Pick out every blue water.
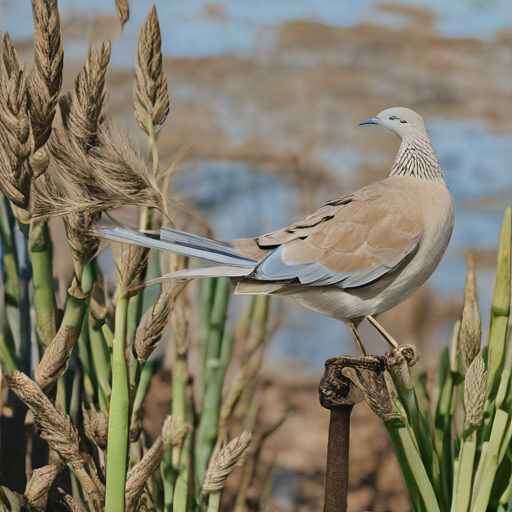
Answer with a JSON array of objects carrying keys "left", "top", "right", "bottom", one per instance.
[
  {"left": 2, "top": 0, "right": 512, "bottom": 367},
  {"left": 2, "top": 0, "right": 512, "bottom": 66}
]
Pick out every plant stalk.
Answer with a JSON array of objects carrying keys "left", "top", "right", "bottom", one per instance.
[
  {"left": 105, "top": 288, "right": 130, "bottom": 512},
  {"left": 29, "top": 220, "right": 56, "bottom": 346}
]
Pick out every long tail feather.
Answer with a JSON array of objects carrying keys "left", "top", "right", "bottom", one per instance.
[
  {"left": 95, "top": 227, "right": 258, "bottom": 269},
  {"left": 145, "top": 265, "right": 253, "bottom": 286}
]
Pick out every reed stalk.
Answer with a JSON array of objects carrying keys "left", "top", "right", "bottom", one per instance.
[
  {"left": 105, "top": 286, "right": 130, "bottom": 512},
  {"left": 195, "top": 278, "right": 232, "bottom": 487},
  {"left": 0, "top": 194, "right": 19, "bottom": 306},
  {"left": 29, "top": 220, "right": 56, "bottom": 346},
  {"left": 488, "top": 208, "right": 511, "bottom": 397}
]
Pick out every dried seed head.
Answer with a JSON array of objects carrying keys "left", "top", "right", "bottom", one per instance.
[
  {"left": 0, "top": 32, "right": 33, "bottom": 208},
  {"left": 114, "top": 242, "right": 150, "bottom": 293},
  {"left": 65, "top": 41, "right": 111, "bottom": 149},
  {"left": 83, "top": 404, "right": 108, "bottom": 450},
  {"left": 5, "top": 371, "right": 81, "bottom": 463},
  {"left": 220, "top": 365, "right": 247, "bottom": 427},
  {"left": 125, "top": 416, "right": 190, "bottom": 512},
  {"left": 134, "top": 5, "right": 169, "bottom": 137},
  {"left": 58, "top": 489, "right": 86, "bottom": 512},
  {"left": 88, "top": 115, "right": 165, "bottom": 210},
  {"left": 464, "top": 353, "right": 487, "bottom": 429},
  {"left": 457, "top": 254, "right": 482, "bottom": 376},
  {"left": 29, "top": 0, "right": 64, "bottom": 151},
  {"left": 129, "top": 407, "right": 144, "bottom": 444},
  {"left": 29, "top": 146, "right": 50, "bottom": 179},
  {"left": 342, "top": 367, "right": 403, "bottom": 423},
  {"left": 171, "top": 292, "right": 189, "bottom": 355},
  {"left": 162, "top": 415, "right": 192, "bottom": 447},
  {"left": 34, "top": 304, "right": 84, "bottom": 391},
  {"left": 202, "top": 431, "right": 252, "bottom": 495},
  {"left": 24, "top": 463, "right": 64, "bottom": 511},
  {"left": 31, "top": 116, "right": 166, "bottom": 220},
  {"left": 64, "top": 214, "right": 101, "bottom": 287},
  {"left": 116, "top": 0, "right": 130, "bottom": 31},
  {"left": 134, "top": 281, "right": 186, "bottom": 362}
]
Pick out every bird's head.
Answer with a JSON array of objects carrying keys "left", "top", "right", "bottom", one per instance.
[{"left": 359, "top": 107, "right": 428, "bottom": 138}]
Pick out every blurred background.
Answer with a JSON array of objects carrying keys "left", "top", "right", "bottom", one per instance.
[{"left": 2, "top": 0, "right": 512, "bottom": 510}]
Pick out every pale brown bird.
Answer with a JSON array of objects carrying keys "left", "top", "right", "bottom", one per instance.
[{"left": 97, "top": 107, "right": 454, "bottom": 354}]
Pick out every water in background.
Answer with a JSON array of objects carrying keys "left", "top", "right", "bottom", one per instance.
[
  {"left": 3, "top": 0, "right": 512, "bottom": 63},
  {"left": 2, "top": 0, "right": 512, "bottom": 368}
]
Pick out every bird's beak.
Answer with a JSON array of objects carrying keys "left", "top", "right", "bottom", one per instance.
[{"left": 359, "top": 117, "right": 379, "bottom": 126}]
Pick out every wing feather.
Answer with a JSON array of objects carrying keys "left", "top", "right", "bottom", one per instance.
[{"left": 253, "top": 180, "right": 422, "bottom": 288}]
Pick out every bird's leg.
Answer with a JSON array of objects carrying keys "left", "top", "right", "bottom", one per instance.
[
  {"left": 347, "top": 322, "right": 367, "bottom": 356},
  {"left": 365, "top": 316, "right": 399, "bottom": 351}
]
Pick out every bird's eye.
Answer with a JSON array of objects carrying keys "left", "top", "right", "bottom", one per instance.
[
  {"left": 389, "top": 116, "right": 397, "bottom": 120},
  {"left": 400, "top": 120, "right": 407, "bottom": 124}
]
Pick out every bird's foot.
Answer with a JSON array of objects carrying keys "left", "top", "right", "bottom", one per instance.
[
  {"left": 347, "top": 322, "right": 367, "bottom": 356},
  {"left": 365, "top": 315, "right": 399, "bottom": 351},
  {"left": 386, "top": 344, "right": 420, "bottom": 367}
]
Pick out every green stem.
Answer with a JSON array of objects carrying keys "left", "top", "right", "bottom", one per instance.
[
  {"left": 195, "top": 278, "right": 232, "bottom": 487},
  {"left": 0, "top": 194, "right": 18, "bottom": 307},
  {"left": 105, "top": 288, "right": 130, "bottom": 512},
  {"left": 471, "top": 409, "right": 509, "bottom": 511},
  {"left": 149, "top": 133, "right": 159, "bottom": 177},
  {"left": 0, "top": 277, "right": 17, "bottom": 372},
  {"left": 387, "top": 424, "right": 440, "bottom": 512},
  {"left": 454, "top": 432, "right": 477, "bottom": 512},
  {"left": 163, "top": 354, "right": 188, "bottom": 511},
  {"left": 207, "top": 492, "right": 221, "bottom": 512},
  {"left": 29, "top": 221, "right": 56, "bottom": 346},
  {"left": 488, "top": 208, "right": 511, "bottom": 398}
]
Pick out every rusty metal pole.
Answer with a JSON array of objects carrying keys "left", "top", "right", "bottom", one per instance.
[
  {"left": 323, "top": 404, "right": 353, "bottom": 512},
  {"left": 319, "top": 355, "right": 385, "bottom": 512}
]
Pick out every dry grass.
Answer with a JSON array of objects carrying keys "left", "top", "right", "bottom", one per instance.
[
  {"left": 133, "top": 5, "right": 169, "bottom": 138},
  {"left": 202, "top": 432, "right": 253, "bottom": 495},
  {"left": 29, "top": 0, "right": 63, "bottom": 152},
  {"left": 134, "top": 281, "right": 187, "bottom": 363},
  {"left": 115, "top": 0, "right": 130, "bottom": 31},
  {"left": 0, "top": 33, "right": 32, "bottom": 208}
]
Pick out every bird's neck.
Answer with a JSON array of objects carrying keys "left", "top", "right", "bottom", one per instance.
[{"left": 390, "top": 134, "right": 445, "bottom": 182}]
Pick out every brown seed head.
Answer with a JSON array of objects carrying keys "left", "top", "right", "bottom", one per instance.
[
  {"left": 202, "top": 431, "right": 252, "bottom": 495},
  {"left": 34, "top": 304, "right": 84, "bottom": 391},
  {"left": 31, "top": 116, "right": 166, "bottom": 220},
  {"left": 24, "top": 463, "right": 64, "bottom": 511},
  {"left": 83, "top": 404, "right": 109, "bottom": 450},
  {"left": 29, "top": 0, "right": 64, "bottom": 151},
  {"left": 464, "top": 353, "right": 487, "bottom": 429},
  {"left": 171, "top": 292, "right": 190, "bottom": 355},
  {"left": 134, "top": 281, "right": 186, "bottom": 362},
  {"left": 5, "top": 371, "right": 81, "bottom": 463},
  {"left": 129, "top": 407, "right": 144, "bottom": 444},
  {"left": 457, "top": 253, "right": 482, "bottom": 376},
  {"left": 0, "top": 33, "right": 33, "bottom": 208},
  {"left": 65, "top": 41, "right": 111, "bottom": 149},
  {"left": 134, "top": 5, "right": 169, "bottom": 137},
  {"left": 115, "top": 242, "right": 150, "bottom": 293},
  {"left": 115, "top": 0, "right": 130, "bottom": 31},
  {"left": 5, "top": 372, "right": 102, "bottom": 509},
  {"left": 125, "top": 416, "right": 191, "bottom": 512}
]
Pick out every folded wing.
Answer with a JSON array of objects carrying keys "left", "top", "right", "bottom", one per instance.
[{"left": 252, "top": 181, "right": 423, "bottom": 289}]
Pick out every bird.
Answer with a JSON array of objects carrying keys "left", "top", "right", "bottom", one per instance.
[{"left": 97, "top": 107, "right": 454, "bottom": 355}]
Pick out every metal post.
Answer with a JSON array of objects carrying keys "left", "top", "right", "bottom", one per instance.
[
  {"left": 324, "top": 404, "right": 353, "bottom": 512},
  {"left": 319, "top": 355, "right": 385, "bottom": 512}
]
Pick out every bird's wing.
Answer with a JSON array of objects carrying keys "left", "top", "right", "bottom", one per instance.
[{"left": 253, "top": 180, "right": 423, "bottom": 288}]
